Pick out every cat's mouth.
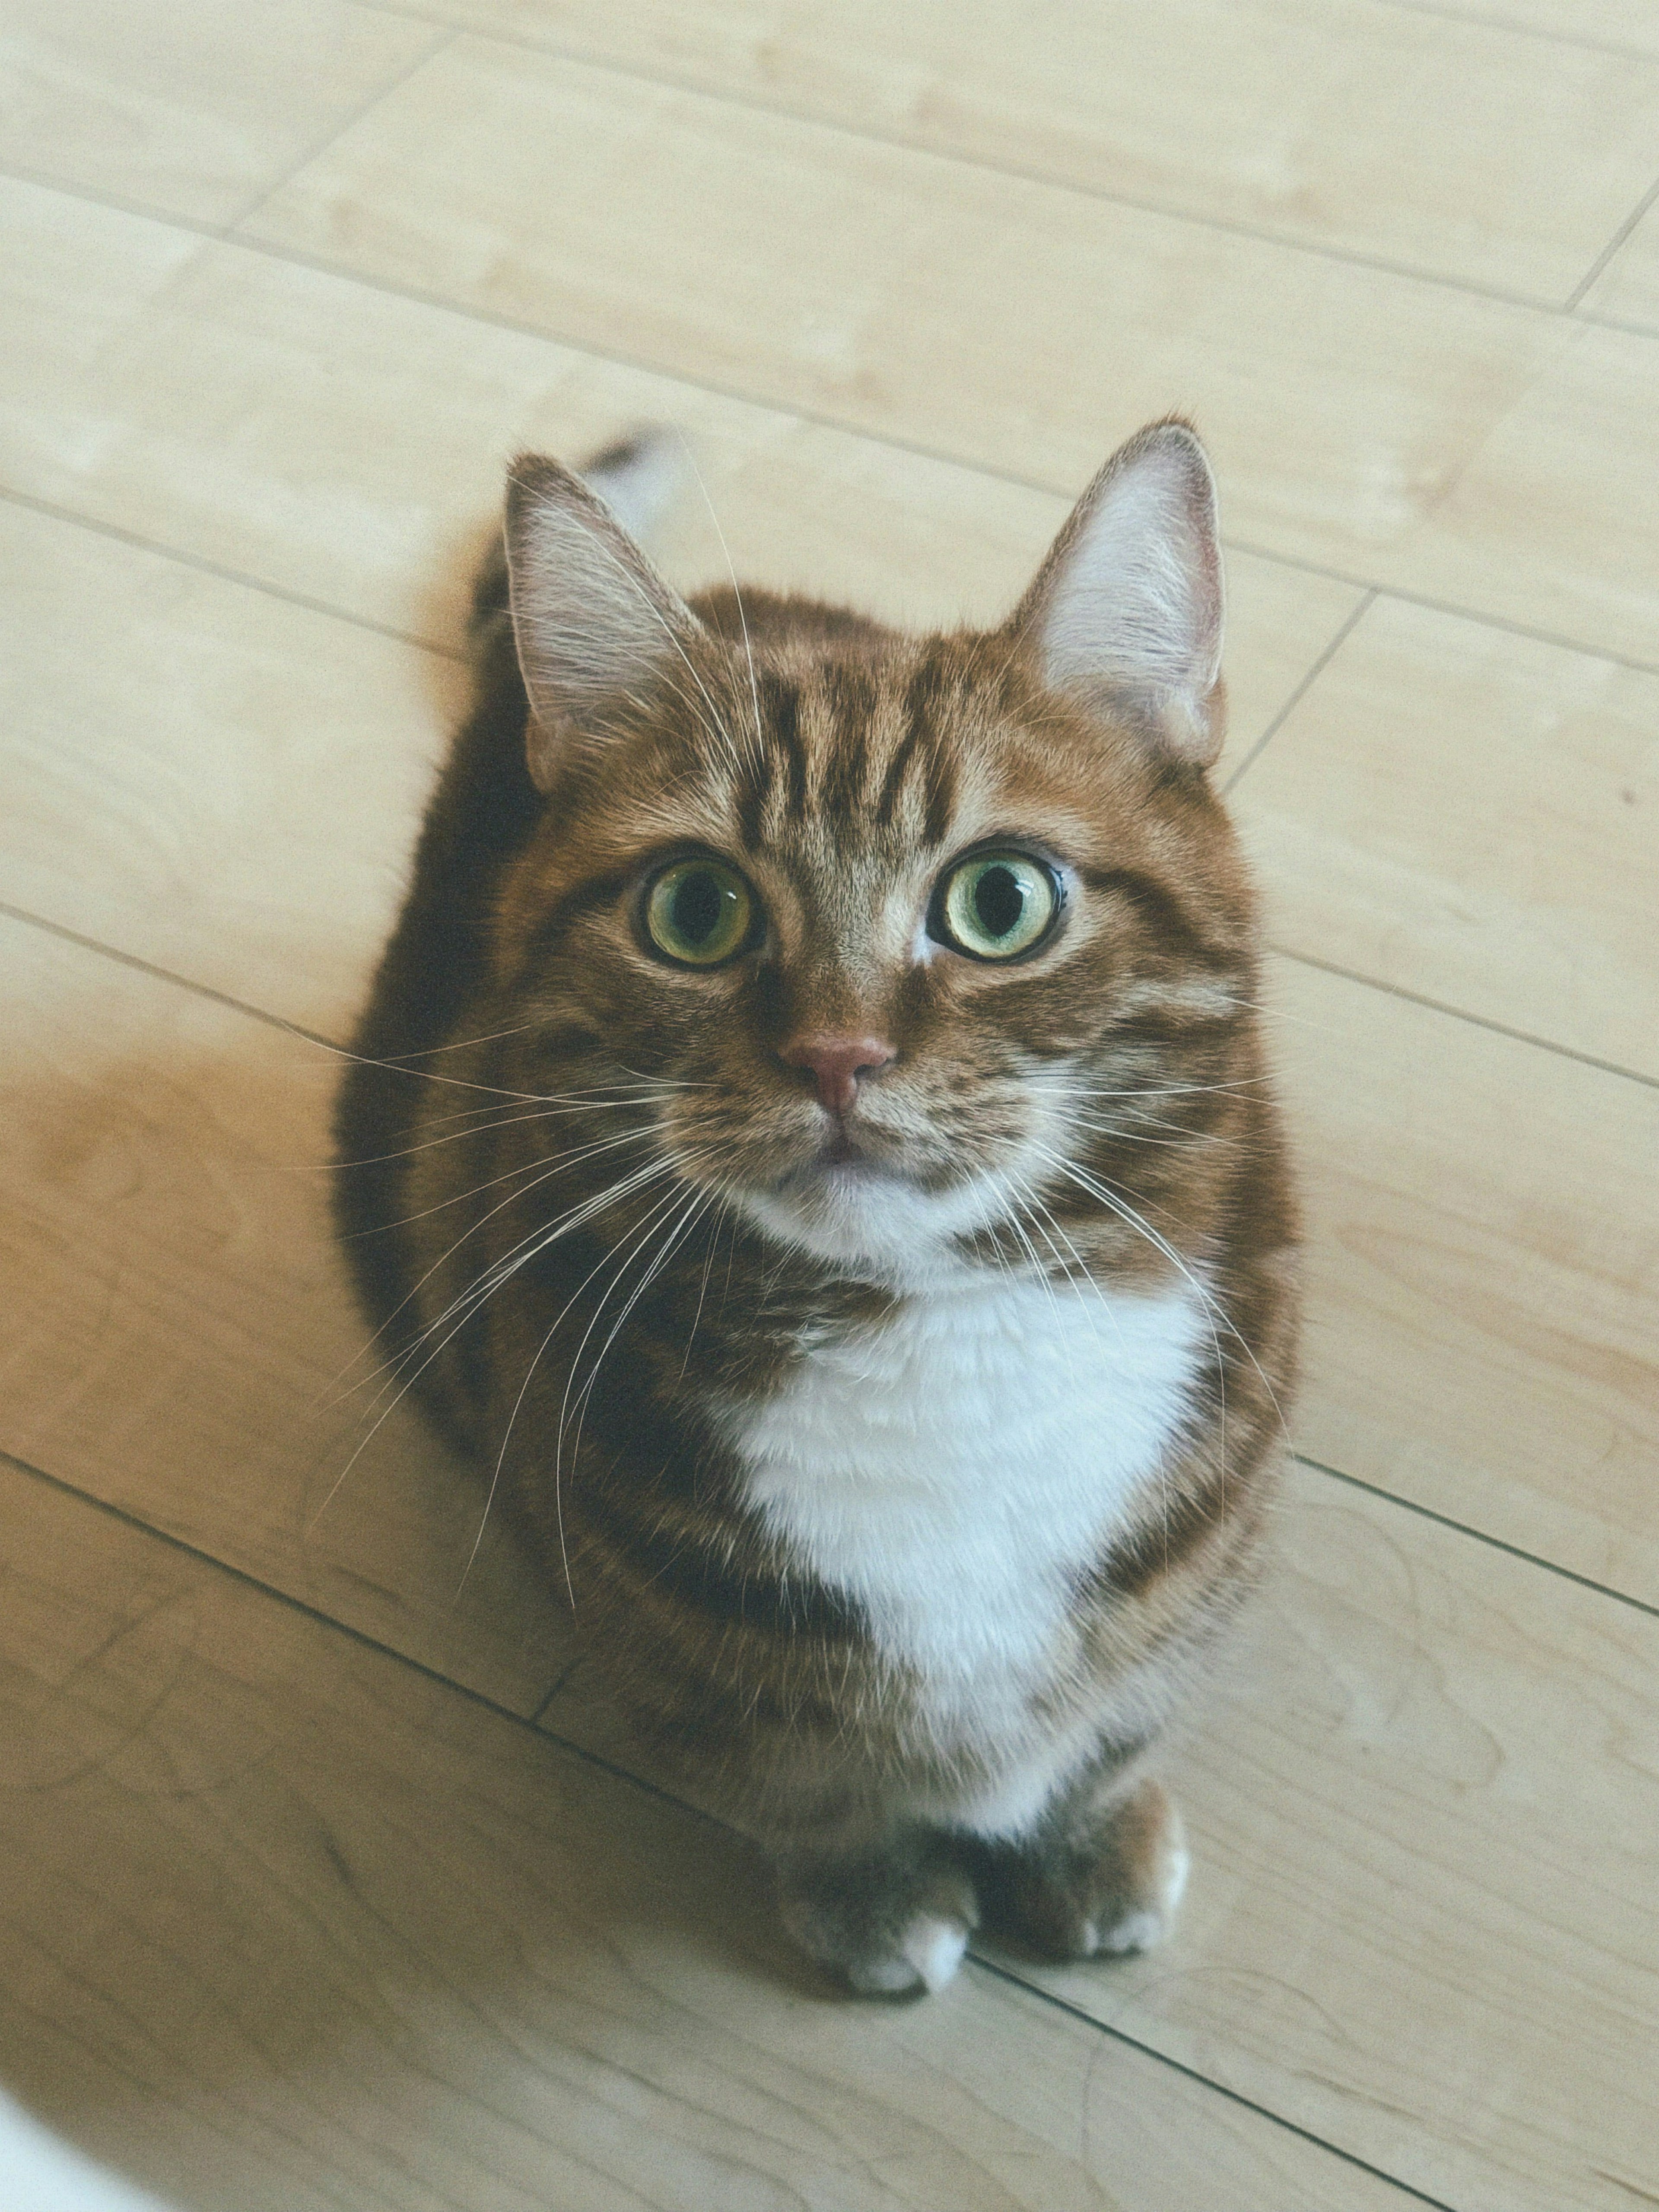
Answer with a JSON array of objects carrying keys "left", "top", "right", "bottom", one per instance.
[{"left": 775, "top": 1129, "right": 902, "bottom": 1191}]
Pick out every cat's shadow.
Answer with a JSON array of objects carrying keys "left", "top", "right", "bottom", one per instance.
[{"left": 0, "top": 976, "right": 832, "bottom": 2207}]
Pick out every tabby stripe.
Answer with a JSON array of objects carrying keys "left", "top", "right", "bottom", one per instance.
[
  {"left": 920, "top": 742, "right": 958, "bottom": 850},
  {"left": 1089, "top": 1464, "right": 1242, "bottom": 1601},
  {"left": 766, "top": 674, "right": 808, "bottom": 819},
  {"left": 1077, "top": 865, "right": 1226, "bottom": 964},
  {"left": 872, "top": 722, "right": 924, "bottom": 831},
  {"left": 582, "top": 1486, "right": 864, "bottom": 1641}
]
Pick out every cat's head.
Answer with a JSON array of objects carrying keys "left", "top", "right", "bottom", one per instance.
[{"left": 493, "top": 421, "right": 1259, "bottom": 1287}]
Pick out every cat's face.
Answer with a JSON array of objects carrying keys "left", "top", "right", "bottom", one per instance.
[{"left": 496, "top": 421, "right": 1253, "bottom": 1283}]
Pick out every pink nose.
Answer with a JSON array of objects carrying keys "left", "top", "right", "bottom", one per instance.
[{"left": 780, "top": 1033, "right": 896, "bottom": 1116}]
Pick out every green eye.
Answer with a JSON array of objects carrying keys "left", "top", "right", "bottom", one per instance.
[
  {"left": 645, "top": 859, "right": 756, "bottom": 966},
  {"left": 935, "top": 851, "right": 1059, "bottom": 961}
]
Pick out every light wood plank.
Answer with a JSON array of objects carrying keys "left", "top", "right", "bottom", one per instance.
[
  {"left": 238, "top": 37, "right": 1659, "bottom": 667},
  {"left": 544, "top": 1457, "right": 1659, "bottom": 2212},
  {"left": 0, "top": 501, "right": 1353, "bottom": 1030},
  {"left": 1232, "top": 594, "right": 1659, "bottom": 1078},
  {"left": 1278, "top": 955, "right": 1659, "bottom": 1605},
  {"left": 399, "top": 0, "right": 1659, "bottom": 303},
  {"left": 0, "top": 501, "right": 468, "bottom": 1036},
  {"left": 0, "top": 177, "right": 1363, "bottom": 721},
  {"left": 0, "top": 913, "right": 570, "bottom": 1715},
  {"left": 1580, "top": 195, "right": 1659, "bottom": 332},
  {"left": 0, "top": 0, "right": 442, "bottom": 225},
  {"left": 1370, "top": 312, "right": 1657, "bottom": 670},
  {"left": 0, "top": 1458, "right": 1424, "bottom": 2212}
]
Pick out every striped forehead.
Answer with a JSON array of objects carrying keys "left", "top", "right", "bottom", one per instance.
[{"left": 726, "top": 652, "right": 977, "bottom": 856}]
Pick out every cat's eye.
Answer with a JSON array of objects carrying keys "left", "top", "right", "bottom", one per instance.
[
  {"left": 932, "top": 850, "right": 1060, "bottom": 961},
  {"left": 644, "top": 858, "right": 757, "bottom": 967}
]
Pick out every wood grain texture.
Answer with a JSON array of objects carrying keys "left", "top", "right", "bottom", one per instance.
[
  {"left": 0, "top": 177, "right": 1363, "bottom": 725},
  {"left": 5, "top": 0, "right": 1658, "bottom": 2199},
  {"left": 0, "top": 914, "right": 571, "bottom": 1715},
  {"left": 1277, "top": 955, "right": 1659, "bottom": 1607},
  {"left": 1232, "top": 594, "right": 1659, "bottom": 1077},
  {"left": 0, "top": 493, "right": 1354, "bottom": 1020},
  {"left": 541, "top": 1457, "right": 1659, "bottom": 2212},
  {"left": 239, "top": 38, "right": 1659, "bottom": 666},
  {"left": 0, "top": 1458, "right": 1425, "bottom": 2212},
  {"left": 0, "top": 0, "right": 442, "bottom": 224},
  {"left": 0, "top": 480, "right": 1356, "bottom": 1038},
  {"left": 0, "top": 499, "right": 467, "bottom": 1035},
  {"left": 388, "top": 0, "right": 1659, "bottom": 302}
]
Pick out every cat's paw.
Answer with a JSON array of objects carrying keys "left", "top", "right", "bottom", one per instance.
[
  {"left": 778, "top": 1846, "right": 978, "bottom": 1999},
  {"left": 986, "top": 1778, "right": 1189, "bottom": 1963},
  {"left": 842, "top": 1908, "right": 972, "bottom": 1997},
  {"left": 1075, "top": 1818, "right": 1188, "bottom": 1958}
]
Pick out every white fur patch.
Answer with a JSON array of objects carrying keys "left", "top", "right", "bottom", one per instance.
[
  {"left": 901, "top": 1912, "right": 970, "bottom": 1993},
  {"left": 723, "top": 1274, "right": 1207, "bottom": 1835}
]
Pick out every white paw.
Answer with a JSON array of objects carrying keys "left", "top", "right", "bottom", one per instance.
[
  {"left": 846, "top": 1912, "right": 969, "bottom": 1997},
  {"left": 1093, "top": 1907, "right": 1167, "bottom": 1955},
  {"left": 1081, "top": 1832, "right": 1190, "bottom": 1958}
]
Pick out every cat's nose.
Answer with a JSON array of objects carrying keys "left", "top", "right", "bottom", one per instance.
[{"left": 779, "top": 1033, "right": 896, "bottom": 1116}]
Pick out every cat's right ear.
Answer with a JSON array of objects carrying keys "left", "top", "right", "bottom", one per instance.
[
  {"left": 503, "top": 453, "right": 702, "bottom": 791},
  {"left": 1007, "top": 419, "right": 1226, "bottom": 769}
]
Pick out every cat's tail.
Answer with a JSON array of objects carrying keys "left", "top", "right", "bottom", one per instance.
[{"left": 468, "top": 425, "right": 686, "bottom": 641}]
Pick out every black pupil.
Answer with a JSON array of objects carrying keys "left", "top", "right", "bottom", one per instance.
[
  {"left": 671, "top": 870, "right": 725, "bottom": 947},
  {"left": 973, "top": 864, "right": 1026, "bottom": 940}
]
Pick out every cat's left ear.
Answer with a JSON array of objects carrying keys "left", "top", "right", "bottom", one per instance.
[
  {"left": 1009, "top": 419, "right": 1225, "bottom": 769},
  {"left": 504, "top": 452, "right": 703, "bottom": 791}
]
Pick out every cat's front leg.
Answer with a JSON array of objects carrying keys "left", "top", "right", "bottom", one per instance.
[
  {"left": 775, "top": 1830, "right": 980, "bottom": 1998},
  {"left": 977, "top": 1773, "right": 1189, "bottom": 1962}
]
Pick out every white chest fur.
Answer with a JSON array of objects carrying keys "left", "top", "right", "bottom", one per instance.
[{"left": 723, "top": 1274, "right": 1206, "bottom": 1828}]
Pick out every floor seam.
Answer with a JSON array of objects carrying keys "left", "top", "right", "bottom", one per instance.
[
  {"left": 0, "top": 1446, "right": 559, "bottom": 1731},
  {"left": 1223, "top": 589, "right": 1378, "bottom": 792},
  {"left": 338, "top": 0, "right": 1639, "bottom": 317},
  {"left": 6, "top": 164, "right": 1659, "bottom": 680},
  {"left": 222, "top": 26, "right": 459, "bottom": 236},
  {"left": 0, "top": 899, "right": 347, "bottom": 1047},
  {"left": 0, "top": 1443, "right": 1465, "bottom": 2207},
  {"left": 1370, "top": 0, "right": 1658, "bottom": 64},
  {"left": 1296, "top": 1455, "right": 1659, "bottom": 1621},
  {"left": 1576, "top": 306, "right": 1659, "bottom": 340},
  {"left": 1564, "top": 166, "right": 1659, "bottom": 312},
  {"left": 966, "top": 1955, "right": 1464, "bottom": 2211},
  {"left": 0, "top": 483, "right": 464, "bottom": 660},
  {"left": 1268, "top": 945, "right": 1659, "bottom": 1092}
]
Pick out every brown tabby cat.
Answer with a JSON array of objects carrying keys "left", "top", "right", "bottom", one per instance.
[{"left": 334, "top": 420, "right": 1298, "bottom": 1996}]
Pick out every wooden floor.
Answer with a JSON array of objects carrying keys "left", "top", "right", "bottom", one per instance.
[{"left": 1, "top": 3, "right": 1656, "bottom": 2206}]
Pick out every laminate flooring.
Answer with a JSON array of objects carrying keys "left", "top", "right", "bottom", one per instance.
[{"left": 0, "top": 4, "right": 1654, "bottom": 2206}]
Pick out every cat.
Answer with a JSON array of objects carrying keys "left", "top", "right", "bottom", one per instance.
[{"left": 334, "top": 419, "right": 1299, "bottom": 1996}]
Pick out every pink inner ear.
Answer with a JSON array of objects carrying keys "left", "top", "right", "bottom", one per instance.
[
  {"left": 1021, "top": 423, "right": 1226, "bottom": 769},
  {"left": 504, "top": 453, "right": 702, "bottom": 789}
]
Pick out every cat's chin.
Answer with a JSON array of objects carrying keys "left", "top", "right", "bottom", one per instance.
[{"left": 737, "top": 1153, "right": 1012, "bottom": 1282}]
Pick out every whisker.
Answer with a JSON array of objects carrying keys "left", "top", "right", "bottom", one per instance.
[
  {"left": 320, "top": 1124, "right": 664, "bottom": 1401},
  {"left": 1029, "top": 1141, "right": 1287, "bottom": 1443},
  {"left": 328, "top": 1087, "right": 688, "bottom": 1173},
  {"left": 469, "top": 1160, "right": 719, "bottom": 1602},
  {"left": 309, "top": 1153, "right": 682, "bottom": 1522},
  {"left": 674, "top": 430, "right": 767, "bottom": 771}
]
